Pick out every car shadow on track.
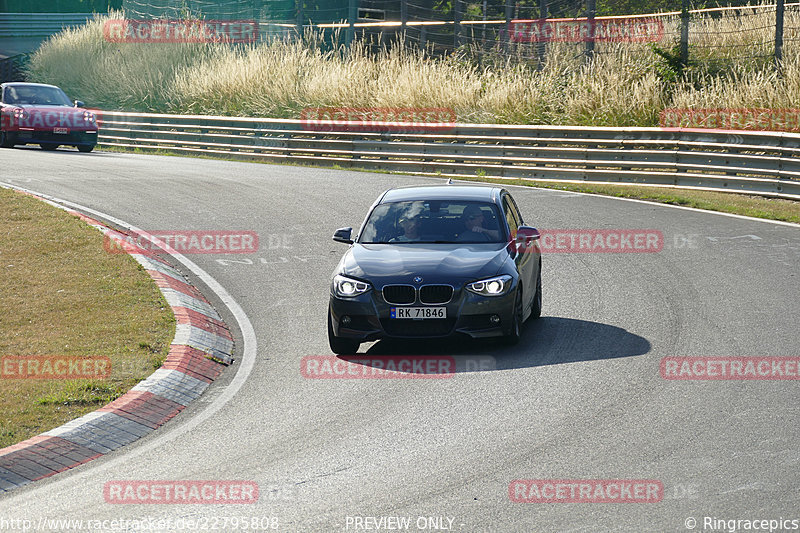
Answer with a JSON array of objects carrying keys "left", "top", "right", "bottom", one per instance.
[
  {"left": 11, "top": 146, "right": 109, "bottom": 155},
  {"left": 351, "top": 317, "right": 651, "bottom": 374}
]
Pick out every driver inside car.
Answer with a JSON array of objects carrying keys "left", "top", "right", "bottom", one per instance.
[{"left": 457, "top": 204, "right": 501, "bottom": 241}]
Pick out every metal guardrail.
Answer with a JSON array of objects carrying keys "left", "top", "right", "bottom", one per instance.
[
  {"left": 0, "top": 13, "right": 96, "bottom": 38},
  {"left": 95, "top": 111, "right": 800, "bottom": 199}
]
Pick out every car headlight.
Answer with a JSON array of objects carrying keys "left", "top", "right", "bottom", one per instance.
[
  {"left": 333, "top": 274, "right": 371, "bottom": 298},
  {"left": 466, "top": 274, "right": 513, "bottom": 296},
  {"left": 83, "top": 111, "right": 95, "bottom": 123},
  {"left": 12, "top": 107, "right": 27, "bottom": 123}
]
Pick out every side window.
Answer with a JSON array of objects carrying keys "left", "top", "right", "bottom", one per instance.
[
  {"left": 502, "top": 196, "right": 520, "bottom": 236},
  {"left": 507, "top": 194, "right": 524, "bottom": 225}
]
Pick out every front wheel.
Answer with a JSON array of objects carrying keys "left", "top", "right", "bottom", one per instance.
[
  {"left": 503, "top": 288, "right": 523, "bottom": 345},
  {"left": 328, "top": 309, "right": 360, "bottom": 355},
  {"left": 0, "top": 130, "right": 13, "bottom": 148},
  {"left": 40, "top": 143, "right": 59, "bottom": 151},
  {"left": 77, "top": 144, "right": 95, "bottom": 153}
]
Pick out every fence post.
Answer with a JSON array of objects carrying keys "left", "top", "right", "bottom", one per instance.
[
  {"left": 585, "top": 0, "right": 596, "bottom": 62},
  {"left": 346, "top": 0, "right": 357, "bottom": 48},
  {"left": 401, "top": 0, "right": 408, "bottom": 44},
  {"left": 680, "top": 0, "right": 689, "bottom": 69},
  {"left": 419, "top": 0, "right": 432, "bottom": 49},
  {"left": 295, "top": 0, "right": 303, "bottom": 41},
  {"left": 454, "top": 0, "right": 462, "bottom": 49},
  {"left": 537, "top": 0, "right": 547, "bottom": 68},
  {"left": 504, "top": 0, "right": 513, "bottom": 50},
  {"left": 776, "top": 0, "right": 785, "bottom": 73},
  {"left": 482, "top": 0, "right": 487, "bottom": 46}
]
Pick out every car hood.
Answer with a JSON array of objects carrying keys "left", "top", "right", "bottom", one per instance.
[
  {"left": 8, "top": 105, "right": 96, "bottom": 131},
  {"left": 339, "top": 243, "right": 509, "bottom": 287}
]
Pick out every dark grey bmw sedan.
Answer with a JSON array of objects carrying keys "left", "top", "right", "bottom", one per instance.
[{"left": 328, "top": 184, "right": 542, "bottom": 354}]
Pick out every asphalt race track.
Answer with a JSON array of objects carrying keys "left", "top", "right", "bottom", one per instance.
[{"left": 1, "top": 147, "right": 799, "bottom": 532}]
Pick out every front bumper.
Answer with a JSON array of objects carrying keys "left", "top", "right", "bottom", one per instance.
[
  {"left": 329, "top": 283, "right": 517, "bottom": 341},
  {"left": 4, "top": 129, "right": 98, "bottom": 147}
]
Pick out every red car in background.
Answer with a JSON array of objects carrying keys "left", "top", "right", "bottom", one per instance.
[{"left": 0, "top": 82, "right": 97, "bottom": 152}]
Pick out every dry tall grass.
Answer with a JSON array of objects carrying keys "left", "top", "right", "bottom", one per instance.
[{"left": 26, "top": 7, "right": 800, "bottom": 126}]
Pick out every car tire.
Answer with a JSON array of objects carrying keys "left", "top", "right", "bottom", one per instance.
[
  {"left": 328, "top": 310, "right": 360, "bottom": 355},
  {"left": 0, "top": 130, "right": 13, "bottom": 148},
  {"left": 531, "top": 260, "right": 542, "bottom": 320},
  {"left": 40, "top": 143, "right": 59, "bottom": 151},
  {"left": 503, "top": 287, "right": 523, "bottom": 345},
  {"left": 77, "top": 144, "right": 95, "bottom": 153}
]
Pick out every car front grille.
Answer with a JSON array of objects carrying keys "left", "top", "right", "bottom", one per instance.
[
  {"left": 419, "top": 285, "right": 453, "bottom": 304},
  {"left": 382, "top": 285, "right": 416, "bottom": 305}
]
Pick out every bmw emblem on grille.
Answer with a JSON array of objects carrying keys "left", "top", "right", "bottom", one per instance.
[{"left": 413, "top": 276, "right": 423, "bottom": 284}]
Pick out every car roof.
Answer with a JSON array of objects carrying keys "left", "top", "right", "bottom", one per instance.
[
  {"left": 380, "top": 185, "right": 504, "bottom": 203},
  {"left": 1, "top": 82, "right": 60, "bottom": 89}
]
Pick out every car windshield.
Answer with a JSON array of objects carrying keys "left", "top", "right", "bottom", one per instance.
[
  {"left": 359, "top": 200, "right": 506, "bottom": 244},
  {"left": 3, "top": 85, "right": 72, "bottom": 106}
]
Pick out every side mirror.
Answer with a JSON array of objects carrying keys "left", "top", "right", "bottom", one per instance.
[
  {"left": 74, "top": 100, "right": 85, "bottom": 108},
  {"left": 510, "top": 226, "right": 539, "bottom": 254},
  {"left": 517, "top": 226, "right": 540, "bottom": 242},
  {"left": 333, "top": 227, "right": 353, "bottom": 244}
]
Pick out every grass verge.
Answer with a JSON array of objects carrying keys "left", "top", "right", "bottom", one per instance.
[{"left": 0, "top": 188, "right": 175, "bottom": 449}]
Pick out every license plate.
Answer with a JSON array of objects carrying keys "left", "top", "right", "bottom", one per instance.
[
  {"left": 390, "top": 307, "right": 446, "bottom": 319},
  {"left": 53, "top": 127, "right": 69, "bottom": 134}
]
